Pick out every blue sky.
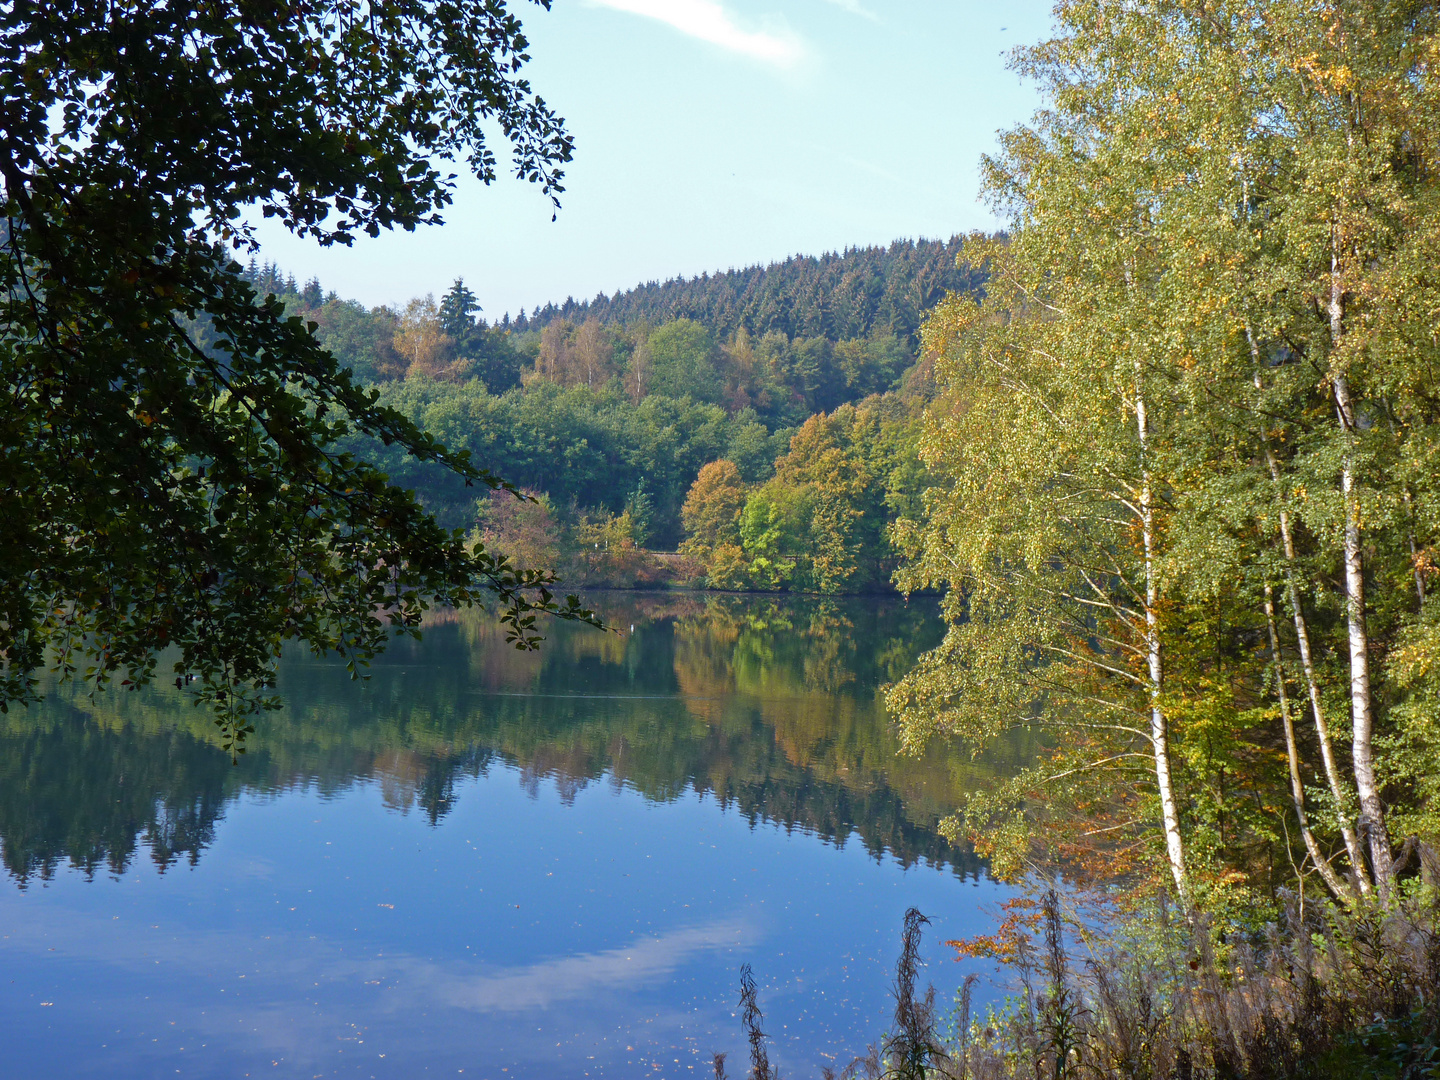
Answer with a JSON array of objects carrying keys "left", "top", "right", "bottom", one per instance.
[{"left": 251, "top": 0, "right": 1055, "bottom": 316}]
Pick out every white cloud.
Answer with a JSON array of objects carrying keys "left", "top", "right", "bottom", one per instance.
[
  {"left": 3, "top": 902, "right": 759, "bottom": 1071},
  {"left": 588, "top": 0, "right": 805, "bottom": 66},
  {"left": 434, "top": 920, "right": 749, "bottom": 1011},
  {"left": 817, "top": 0, "right": 879, "bottom": 21}
]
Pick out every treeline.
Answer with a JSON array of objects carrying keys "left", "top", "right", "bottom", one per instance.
[
  {"left": 508, "top": 236, "right": 983, "bottom": 347},
  {"left": 244, "top": 256, "right": 939, "bottom": 423},
  {"left": 243, "top": 245, "right": 969, "bottom": 577}
]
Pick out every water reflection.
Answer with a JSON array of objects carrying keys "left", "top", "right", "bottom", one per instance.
[
  {"left": 1, "top": 593, "right": 1031, "bottom": 1078},
  {"left": 1, "top": 594, "right": 1023, "bottom": 888}
]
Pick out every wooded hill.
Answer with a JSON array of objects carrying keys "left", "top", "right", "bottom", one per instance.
[{"left": 241, "top": 238, "right": 987, "bottom": 565}]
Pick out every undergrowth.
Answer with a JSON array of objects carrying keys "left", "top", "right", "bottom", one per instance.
[{"left": 719, "top": 864, "right": 1440, "bottom": 1079}]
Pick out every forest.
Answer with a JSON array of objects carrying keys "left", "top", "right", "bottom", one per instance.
[
  {"left": 507, "top": 236, "right": 983, "bottom": 344},
  {"left": 243, "top": 240, "right": 971, "bottom": 587}
]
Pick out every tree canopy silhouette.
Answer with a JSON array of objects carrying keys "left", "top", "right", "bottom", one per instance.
[{"left": 0, "top": 0, "right": 593, "bottom": 753}]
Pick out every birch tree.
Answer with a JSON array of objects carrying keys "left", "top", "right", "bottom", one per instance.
[
  {"left": 1144, "top": 0, "right": 1440, "bottom": 896},
  {"left": 893, "top": 0, "right": 1440, "bottom": 904}
]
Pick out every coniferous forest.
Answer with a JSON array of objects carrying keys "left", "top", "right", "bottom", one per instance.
[{"left": 508, "top": 236, "right": 981, "bottom": 344}]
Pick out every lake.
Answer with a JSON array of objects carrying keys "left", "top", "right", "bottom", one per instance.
[{"left": 0, "top": 593, "right": 1023, "bottom": 1079}]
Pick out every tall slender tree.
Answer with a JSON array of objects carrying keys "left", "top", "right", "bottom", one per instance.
[
  {"left": 892, "top": 0, "right": 1440, "bottom": 902},
  {"left": 439, "top": 278, "right": 483, "bottom": 342}
]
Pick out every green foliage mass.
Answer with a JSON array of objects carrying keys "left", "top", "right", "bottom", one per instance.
[
  {"left": 641, "top": 318, "right": 724, "bottom": 403},
  {"left": 359, "top": 377, "right": 732, "bottom": 546},
  {"left": 682, "top": 395, "right": 929, "bottom": 594},
  {"left": 887, "top": 0, "right": 1440, "bottom": 916}
]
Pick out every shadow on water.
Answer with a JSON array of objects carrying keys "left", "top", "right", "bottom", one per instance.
[{"left": 0, "top": 592, "right": 1032, "bottom": 888}]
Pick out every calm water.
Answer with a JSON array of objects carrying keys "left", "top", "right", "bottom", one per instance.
[{"left": 0, "top": 593, "right": 1024, "bottom": 1079}]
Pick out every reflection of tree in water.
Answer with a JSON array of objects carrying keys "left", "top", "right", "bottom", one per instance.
[
  {"left": 0, "top": 701, "right": 234, "bottom": 886},
  {"left": 0, "top": 594, "right": 1021, "bottom": 885},
  {"left": 373, "top": 747, "right": 495, "bottom": 825},
  {"left": 677, "top": 708, "right": 987, "bottom": 878}
]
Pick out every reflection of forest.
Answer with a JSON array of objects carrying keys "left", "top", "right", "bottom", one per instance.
[{"left": 0, "top": 594, "right": 1031, "bottom": 886}]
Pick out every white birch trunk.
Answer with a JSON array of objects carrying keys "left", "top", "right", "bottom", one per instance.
[
  {"left": 1272, "top": 479, "right": 1372, "bottom": 895},
  {"left": 1135, "top": 386, "right": 1188, "bottom": 902},
  {"left": 1329, "top": 258, "right": 1393, "bottom": 892},
  {"left": 1265, "top": 585, "right": 1354, "bottom": 902},
  {"left": 1247, "top": 329, "right": 1370, "bottom": 891}
]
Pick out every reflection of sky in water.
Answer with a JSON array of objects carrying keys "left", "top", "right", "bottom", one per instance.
[
  {"left": 0, "top": 596, "right": 1019, "bottom": 1077},
  {"left": 2, "top": 762, "right": 1008, "bottom": 1078}
]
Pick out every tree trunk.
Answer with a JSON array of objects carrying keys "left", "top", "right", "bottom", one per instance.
[
  {"left": 1265, "top": 585, "right": 1354, "bottom": 902},
  {"left": 1329, "top": 258, "right": 1394, "bottom": 894},
  {"left": 1248, "top": 329, "right": 1370, "bottom": 892},
  {"left": 1136, "top": 386, "right": 1188, "bottom": 903},
  {"left": 1271, "top": 476, "right": 1372, "bottom": 895},
  {"left": 1405, "top": 488, "right": 1426, "bottom": 607}
]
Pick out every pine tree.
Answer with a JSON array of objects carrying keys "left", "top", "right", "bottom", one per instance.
[{"left": 439, "top": 278, "right": 482, "bottom": 342}]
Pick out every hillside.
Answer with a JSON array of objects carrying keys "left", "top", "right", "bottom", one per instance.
[{"left": 238, "top": 237, "right": 987, "bottom": 563}]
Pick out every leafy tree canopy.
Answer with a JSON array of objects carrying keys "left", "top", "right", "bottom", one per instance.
[
  {"left": 0, "top": 0, "right": 592, "bottom": 754},
  {"left": 639, "top": 318, "right": 722, "bottom": 403},
  {"left": 889, "top": 0, "right": 1440, "bottom": 906}
]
